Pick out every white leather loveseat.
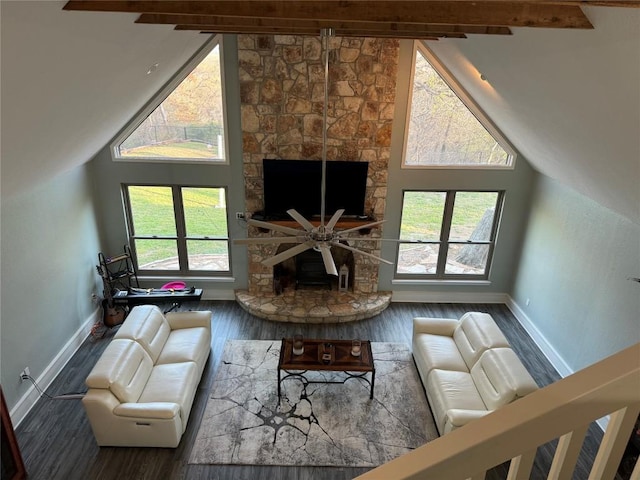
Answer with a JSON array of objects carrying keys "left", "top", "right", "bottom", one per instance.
[
  {"left": 412, "top": 312, "right": 538, "bottom": 435},
  {"left": 82, "top": 305, "right": 211, "bottom": 447}
]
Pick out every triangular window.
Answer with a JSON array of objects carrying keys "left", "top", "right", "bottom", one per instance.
[
  {"left": 112, "top": 37, "right": 226, "bottom": 163},
  {"left": 403, "top": 42, "right": 514, "bottom": 168}
]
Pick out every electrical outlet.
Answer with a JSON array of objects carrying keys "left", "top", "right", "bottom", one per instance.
[
  {"left": 236, "top": 212, "right": 245, "bottom": 219},
  {"left": 20, "top": 367, "right": 30, "bottom": 382}
]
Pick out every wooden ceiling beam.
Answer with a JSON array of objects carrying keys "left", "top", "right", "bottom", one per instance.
[
  {"left": 138, "top": 14, "right": 511, "bottom": 36},
  {"left": 174, "top": 24, "right": 466, "bottom": 39},
  {"left": 197, "top": 30, "right": 444, "bottom": 41},
  {"left": 63, "top": 1, "right": 594, "bottom": 29},
  {"left": 564, "top": 1, "right": 640, "bottom": 6}
]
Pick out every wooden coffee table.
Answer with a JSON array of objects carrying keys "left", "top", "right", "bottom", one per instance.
[{"left": 278, "top": 338, "right": 375, "bottom": 399}]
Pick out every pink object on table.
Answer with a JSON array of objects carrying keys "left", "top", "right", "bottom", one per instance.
[{"left": 161, "top": 281, "right": 187, "bottom": 290}]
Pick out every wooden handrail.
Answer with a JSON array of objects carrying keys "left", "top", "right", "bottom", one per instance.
[{"left": 356, "top": 343, "right": 640, "bottom": 480}]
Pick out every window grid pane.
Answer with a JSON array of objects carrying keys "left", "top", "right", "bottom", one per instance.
[
  {"left": 449, "top": 192, "right": 498, "bottom": 241},
  {"left": 396, "top": 242, "right": 440, "bottom": 274},
  {"left": 128, "top": 186, "right": 176, "bottom": 236},
  {"left": 182, "top": 187, "right": 228, "bottom": 237},
  {"left": 445, "top": 243, "right": 489, "bottom": 275},
  {"left": 399, "top": 191, "right": 445, "bottom": 241},
  {"left": 187, "top": 240, "right": 230, "bottom": 271},
  {"left": 134, "top": 239, "right": 179, "bottom": 270}
]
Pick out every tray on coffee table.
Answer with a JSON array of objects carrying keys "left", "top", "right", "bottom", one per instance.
[{"left": 277, "top": 338, "right": 375, "bottom": 399}]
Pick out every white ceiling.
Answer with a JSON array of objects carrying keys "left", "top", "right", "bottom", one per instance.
[{"left": 2, "top": 2, "right": 638, "bottom": 224}]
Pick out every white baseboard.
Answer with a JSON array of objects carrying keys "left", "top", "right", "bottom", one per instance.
[
  {"left": 391, "top": 291, "right": 510, "bottom": 304},
  {"left": 505, "top": 297, "right": 572, "bottom": 378},
  {"left": 10, "top": 308, "right": 98, "bottom": 427},
  {"left": 505, "top": 297, "right": 608, "bottom": 431}
]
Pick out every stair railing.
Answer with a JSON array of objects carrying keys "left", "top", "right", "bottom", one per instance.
[{"left": 356, "top": 343, "right": 640, "bottom": 480}]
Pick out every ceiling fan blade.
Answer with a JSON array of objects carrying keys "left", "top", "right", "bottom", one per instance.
[
  {"left": 234, "top": 236, "right": 303, "bottom": 245},
  {"left": 248, "top": 218, "right": 305, "bottom": 236},
  {"left": 336, "top": 237, "right": 403, "bottom": 242},
  {"left": 318, "top": 243, "right": 338, "bottom": 276},
  {"left": 286, "top": 209, "right": 315, "bottom": 232},
  {"left": 331, "top": 241, "right": 394, "bottom": 265},
  {"left": 261, "top": 241, "right": 314, "bottom": 267},
  {"left": 325, "top": 209, "right": 345, "bottom": 231},
  {"left": 338, "top": 219, "right": 387, "bottom": 235}
]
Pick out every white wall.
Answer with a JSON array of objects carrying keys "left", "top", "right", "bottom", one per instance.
[
  {"left": 1, "top": 165, "right": 102, "bottom": 412},
  {"left": 512, "top": 175, "right": 640, "bottom": 372}
]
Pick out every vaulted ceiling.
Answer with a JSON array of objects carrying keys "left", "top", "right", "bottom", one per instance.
[
  {"left": 2, "top": 1, "right": 639, "bottom": 224},
  {"left": 62, "top": 0, "right": 608, "bottom": 38}
]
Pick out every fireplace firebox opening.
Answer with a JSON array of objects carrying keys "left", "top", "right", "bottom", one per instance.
[{"left": 272, "top": 244, "right": 355, "bottom": 294}]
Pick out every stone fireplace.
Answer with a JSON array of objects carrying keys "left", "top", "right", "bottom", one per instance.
[{"left": 235, "top": 33, "right": 398, "bottom": 321}]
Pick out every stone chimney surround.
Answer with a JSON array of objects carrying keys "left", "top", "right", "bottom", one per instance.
[{"left": 236, "top": 34, "right": 399, "bottom": 320}]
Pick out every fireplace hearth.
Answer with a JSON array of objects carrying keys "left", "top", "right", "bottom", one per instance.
[
  {"left": 236, "top": 238, "right": 391, "bottom": 323},
  {"left": 235, "top": 289, "right": 392, "bottom": 323}
]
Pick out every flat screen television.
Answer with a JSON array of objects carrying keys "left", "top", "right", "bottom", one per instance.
[{"left": 262, "top": 159, "right": 369, "bottom": 219}]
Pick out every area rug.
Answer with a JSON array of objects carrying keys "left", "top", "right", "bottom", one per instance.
[{"left": 189, "top": 340, "right": 438, "bottom": 467}]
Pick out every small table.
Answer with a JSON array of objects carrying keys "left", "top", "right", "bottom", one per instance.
[
  {"left": 277, "top": 338, "right": 375, "bottom": 399},
  {"left": 113, "top": 288, "right": 203, "bottom": 313}
]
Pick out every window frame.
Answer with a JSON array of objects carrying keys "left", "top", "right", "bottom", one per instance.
[
  {"left": 122, "top": 183, "right": 232, "bottom": 277},
  {"left": 394, "top": 190, "right": 504, "bottom": 280},
  {"left": 111, "top": 35, "right": 229, "bottom": 165},
  {"left": 401, "top": 41, "right": 517, "bottom": 170}
]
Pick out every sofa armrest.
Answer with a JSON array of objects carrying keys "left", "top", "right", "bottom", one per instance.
[
  {"left": 413, "top": 317, "right": 458, "bottom": 336},
  {"left": 165, "top": 311, "right": 212, "bottom": 331},
  {"left": 83, "top": 388, "right": 121, "bottom": 412},
  {"left": 446, "top": 408, "right": 492, "bottom": 428},
  {"left": 113, "top": 402, "right": 180, "bottom": 419}
]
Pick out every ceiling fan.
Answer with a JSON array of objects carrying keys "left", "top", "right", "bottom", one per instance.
[{"left": 235, "top": 28, "right": 394, "bottom": 276}]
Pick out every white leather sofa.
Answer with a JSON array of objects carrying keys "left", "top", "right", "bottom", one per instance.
[
  {"left": 413, "top": 312, "right": 538, "bottom": 435},
  {"left": 82, "top": 305, "right": 211, "bottom": 447}
]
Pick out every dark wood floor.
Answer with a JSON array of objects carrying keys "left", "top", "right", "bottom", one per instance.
[{"left": 15, "top": 301, "right": 605, "bottom": 480}]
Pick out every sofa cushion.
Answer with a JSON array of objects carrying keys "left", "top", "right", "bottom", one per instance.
[
  {"left": 426, "top": 369, "right": 487, "bottom": 435},
  {"left": 413, "top": 317, "right": 459, "bottom": 336},
  {"left": 165, "top": 310, "right": 212, "bottom": 330},
  {"left": 471, "top": 348, "right": 539, "bottom": 410},
  {"left": 115, "top": 305, "right": 171, "bottom": 363},
  {"left": 85, "top": 339, "right": 153, "bottom": 403},
  {"left": 139, "top": 362, "right": 199, "bottom": 431},
  {"left": 453, "top": 312, "right": 510, "bottom": 369},
  {"left": 156, "top": 327, "right": 211, "bottom": 367},
  {"left": 413, "top": 333, "right": 469, "bottom": 382}
]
